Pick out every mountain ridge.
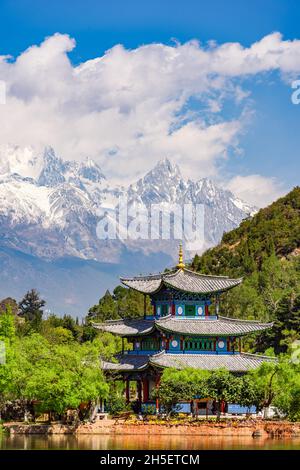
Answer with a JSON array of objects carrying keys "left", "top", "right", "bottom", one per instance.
[
  {"left": 0, "top": 145, "right": 258, "bottom": 315},
  {"left": 0, "top": 145, "right": 257, "bottom": 263}
]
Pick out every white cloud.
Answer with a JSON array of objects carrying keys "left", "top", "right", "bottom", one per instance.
[
  {"left": 0, "top": 31, "right": 299, "bottom": 191},
  {"left": 226, "top": 174, "right": 286, "bottom": 208}
]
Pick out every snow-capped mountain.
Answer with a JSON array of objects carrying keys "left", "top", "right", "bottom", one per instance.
[
  {"left": 127, "top": 159, "right": 255, "bottom": 251},
  {"left": 0, "top": 144, "right": 256, "bottom": 261},
  {"left": 0, "top": 145, "right": 257, "bottom": 315}
]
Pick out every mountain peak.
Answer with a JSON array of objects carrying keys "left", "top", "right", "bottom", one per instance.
[
  {"left": 78, "top": 158, "right": 105, "bottom": 183},
  {"left": 152, "top": 157, "right": 181, "bottom": 177},
  {"left": 38, "top": 147, "right": 65, "bottom": 187}
]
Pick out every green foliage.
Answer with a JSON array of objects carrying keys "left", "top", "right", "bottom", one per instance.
[
  {"left": 0, "top": 333, "right": 109, "bottom": 416},
  {"left": 238, "top": 357, "right": 300, "bottom": 420},
  {"left": 87, "top": 286, "right": 152, "bottom": 322},
  {"left": 0, "top": 298, "right": 19, "bottom": 316},
  {"left": 106, "top": 385, "right": 131, "bottom": 415},
  {"left": 205, "top": 368, "right": 240, "bottom": 418},
  {"left": 256, "top": 291, "right": 300, "bottom": 353},
  {"left": 41, "top": 314, "right": 81, "bottom": 342},
  {"left": 153, "top": 369, "right": 196, "bottom": 417},
  {"left": 42, "top": 326, "right": 75, "bottom": 344},
  {"left": 274, "top": 362, "right": 300, "bottom": 421},
  {"left": 156, "top": 368, "right": 240, "bottom": 418},
  {"left": 157, "top": 358, "right": 300, "bottom": 421},
  {"left": 237, "top": 374, "right": 264, "bottom": 410},
  {"left": 0, "top": 305, "right": 16, "bottom": 343},
  {"left": 18, "top": 289, "right": 45, "bottom": 329}
]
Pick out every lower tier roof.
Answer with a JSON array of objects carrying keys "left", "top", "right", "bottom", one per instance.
[
  {"left": 101, "top": 351, "right": 276, "bottom": 373},
  {"left": 93, "top": 315, "right": 273, "bottom": 337}
]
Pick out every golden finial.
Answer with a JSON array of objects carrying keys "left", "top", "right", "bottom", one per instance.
[{"left": 177, "top": 242, "right": 185, "bottom": 270}]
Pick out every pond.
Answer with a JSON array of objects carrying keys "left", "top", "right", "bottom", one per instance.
[{"left": 1, "top": 434, "right": 300, "bottom": 450}]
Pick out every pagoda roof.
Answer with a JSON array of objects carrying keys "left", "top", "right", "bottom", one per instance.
[
  {"left": 93, "top": 315, "right": 273, "bottom": 337},
  {"left": 92, "top": 318, "right": 155, "bottom": 337},
  {"left": 155, "top": 315, "right": 273, "bottom": 336},
  {"left": 120, "top": 268, "right": 242, "bottom": 295},
  {"left": 149, "top": 351, "right": 277, "bottom": 372},
  {"left": 101, "top": 351, "right": 277, "bottom": 373},
  {"left": 101, "top": 354, "right": 149, "bottom": 371}
]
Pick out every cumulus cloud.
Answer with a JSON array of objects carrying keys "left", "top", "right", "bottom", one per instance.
[
  {"left": 226, "top": 174, "right": 286, "bottom": 208},
  {"left": 0, "top": 31, "right": 299, "bottom": 190}
]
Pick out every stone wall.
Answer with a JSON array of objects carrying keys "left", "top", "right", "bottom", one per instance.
[{"left": 4, "top": 419, "right": 300, "bottom": 437}]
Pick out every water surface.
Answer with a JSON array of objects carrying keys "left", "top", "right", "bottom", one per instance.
[{"left": 1, "top": 434, "right": 300, "bottom": 450}]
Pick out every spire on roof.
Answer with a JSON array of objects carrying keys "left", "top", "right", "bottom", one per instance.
[{"left": 176, "top": 242, "right": 185, "bottom": 270}]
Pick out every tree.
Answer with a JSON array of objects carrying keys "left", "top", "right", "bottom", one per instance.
[
  {"left": 87, "top": 290, "right": 118, "bottom": 322},
  {"left": 0, "top": 297, "right": 19, "bottom": 316},
  {"left": 152, "top": 373, "right": 195, "bottom": 418},
  {"left": 270, "top": 358, "right": 300, "bottom": 421},
  {"left": 237, "top": 374, "right": 263, "bottom": 411},
  {"left": 19, "top": 289, "right": 45, "bottom": 329},
  {"left": 0, "top": 305, "right": 16, "bottom": 342},
  {"left": 42, "top": 326, "right": 75, "bottom": 344},
  {"left": 256, "top": 292, "right": 300, "bottom": 354},
  {"left": 87, "top": 286, "right": 152, "bottom": 323},
  {"left": 248, "top": 361, "right": 280, "bottom": 414},
  {"left": 0, "top": 333, "right": 109, "bottom": 420},
  {"left": 25, "top": 340, "right": 109, "bottom": 416},
  {"left": 205, "top": 368, "right": 239, "bottom": 419}
]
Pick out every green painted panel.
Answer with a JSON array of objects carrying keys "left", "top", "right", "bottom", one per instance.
[{"left": 185, "top": 304, "right": 195, "bottom": 316}]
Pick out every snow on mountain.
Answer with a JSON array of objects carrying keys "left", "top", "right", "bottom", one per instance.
[
  {"left": 128, "top": 158, "right": 186, "bottom": 204},
  {"left": 126, "top": 158, "right": 256, "bottom": 252},
  {"left": 0, "top": 144, "right": 44, "bottom": 180},
  {"left": 0, "top": 146, "right": 259, "bottom": 315},
  {"left": 0, "top": 146, "right": 257, "bottom": 263}
]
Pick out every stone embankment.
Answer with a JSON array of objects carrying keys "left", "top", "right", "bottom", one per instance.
[{"left": 4, "top": 419, "right": 300, "bottom": 437}]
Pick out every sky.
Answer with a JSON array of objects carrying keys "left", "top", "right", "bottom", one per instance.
[{"left": 0, "top": 0, "right": 300, "bottom": 207}]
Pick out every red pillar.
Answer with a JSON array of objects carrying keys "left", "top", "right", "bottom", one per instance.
[
  {"left": 143, "top": 379, "right": 149, "bottom": 402},
  {"left": 137, "top": 380, "right": 142, "bottom": 402},
  {"left": 155, "top": 375, "right": 161, "bottom": 414},
  {"left": 137, "top": 380, "right": 142, "bottom": 411},
  {"left": 221, "top": 400, "right": 225, "bottom": 413},
  {"left": 125, "top": 379, "right": 130, "bottom": 403}
]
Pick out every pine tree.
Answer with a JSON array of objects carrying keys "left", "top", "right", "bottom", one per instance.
[{"left": 18, "top": 289, "right": 46, "bottom": 329}]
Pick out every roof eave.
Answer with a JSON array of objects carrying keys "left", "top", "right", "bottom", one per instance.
[
  {"left": 120, "top": 278, "right": 163, "bottom": 295},
  {"left": 162, "top": 279, "right": 243, "bottom": 295},
  {"left": 92, "top": 321, "right": 156, "bottom": 337}
]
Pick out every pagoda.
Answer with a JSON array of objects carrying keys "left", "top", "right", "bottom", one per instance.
[{"left": 93, "top": 244, "right": 275, "bottom": 414}]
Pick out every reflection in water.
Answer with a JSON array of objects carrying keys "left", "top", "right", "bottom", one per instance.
[{"left": 1, "top": 434, "right": 300, "bottom": 450}]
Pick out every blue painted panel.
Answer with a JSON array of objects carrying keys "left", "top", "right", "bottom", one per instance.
[
  {"left": 182, "top": 350, "right": 235, "bottom": 355},
  {"left": 169, "top": 335, "right": 181, "bottom": 351},
  {"left": 195, "top": 304, "right": 205, "bottom": 316},
  {"left": 127, "top": 350, "right": 159, "bottom": 355},
  {"left": 228, "top": 404, "right": 257, "bottom": 414},
  {"left": 155, "top": 301, "right": 171, "bottom": 317},
  {"left": 175, "top": 303, "right": 185, "bottom": 317},
  {"left": 141, "top": 403, "right": 156, "bottom": 415},
  {"left": 174, "top": 402, "right": 191, "bottom": 413},
  {"left": 216, "top": 337, "right": 227, "bottom": 352}
]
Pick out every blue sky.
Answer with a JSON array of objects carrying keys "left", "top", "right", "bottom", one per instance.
[{"left": 0, "top": 0, "right": 299, "bottom": 206}]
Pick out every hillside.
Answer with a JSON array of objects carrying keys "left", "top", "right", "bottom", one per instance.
[
  {"left": 191, "top": 187, "right": 300, "bottom": 354},
  {"left": 191, "top": 187, "right": 300, "bottom": 276}
]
